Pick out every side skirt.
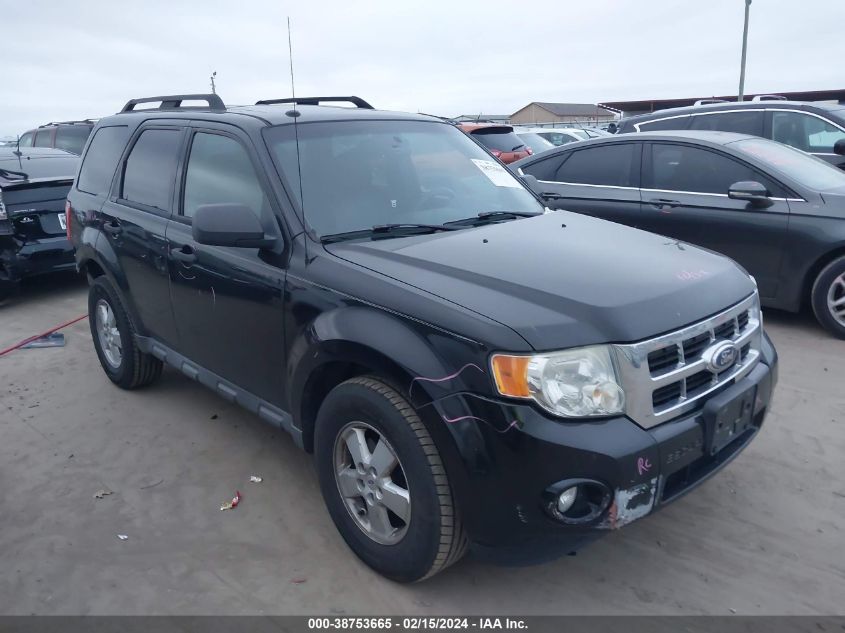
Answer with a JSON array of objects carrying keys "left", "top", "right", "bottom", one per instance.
[{"left": 135, "top": 335, "right": 304, "bottom": 449}]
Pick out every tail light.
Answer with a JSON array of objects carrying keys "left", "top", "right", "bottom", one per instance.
[{"left": 65, "top": 200, "right": 72, "bottom": 240}]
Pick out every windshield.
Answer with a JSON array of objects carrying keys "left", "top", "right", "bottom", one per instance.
[
  {"left": 264, "top": 120, "right": 543, "bottom": 237},
  {"left": 733, "top": 137, "right": 845, "bottom": 192},
  {"left": 516, "top": 132, "right": 554, "bottom": 154}
]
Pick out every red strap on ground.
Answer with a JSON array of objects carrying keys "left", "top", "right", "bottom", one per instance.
[{"left": 0, "top": 313, "right": 88, "bottom": 357}]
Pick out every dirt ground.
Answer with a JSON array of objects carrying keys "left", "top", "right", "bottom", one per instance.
[{"left": 0, "top": 273, "right": 842, "bottom": 615}]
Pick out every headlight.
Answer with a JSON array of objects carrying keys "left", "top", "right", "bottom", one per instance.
[{"left": 491, "top": 345, "right": 625, "bottom": 418}]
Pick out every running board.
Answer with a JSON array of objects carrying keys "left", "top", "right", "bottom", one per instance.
[{"left": 135, "top": 335, "right": 303, "bottom": 449}]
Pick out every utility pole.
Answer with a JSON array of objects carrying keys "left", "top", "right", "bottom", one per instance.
[
  {"left": 738, "top": 0, "right": 751, "bottom": 101},
  {"left": 210, "top": 71, "right": 217, "bottom": 95}
]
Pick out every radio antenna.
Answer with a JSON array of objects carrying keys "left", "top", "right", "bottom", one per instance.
[
  {"left": 286, "top": 17, "right": 308, "bottom": 245},
  {"left": 287, "top": 17, "right": 296, "bottom": 103}
]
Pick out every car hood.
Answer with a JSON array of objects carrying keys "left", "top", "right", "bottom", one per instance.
[{"left": 325, "top": 211, "right": 756, "bottom": 350}]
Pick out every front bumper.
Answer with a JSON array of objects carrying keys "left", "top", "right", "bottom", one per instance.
[{"left": 426, "top": 332, "right": 778, "bottom": 565}]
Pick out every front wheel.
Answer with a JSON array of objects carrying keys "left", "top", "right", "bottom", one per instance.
[
  {"left": 314, "top": 376, "right": 466, "bottom": 582},
  {"left": 811, "top": 256, "right": 845, "bottom": 339}
]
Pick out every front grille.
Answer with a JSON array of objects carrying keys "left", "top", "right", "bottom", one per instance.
[{"left": 615, "top": 294, "right": 762, "bottom": 429}]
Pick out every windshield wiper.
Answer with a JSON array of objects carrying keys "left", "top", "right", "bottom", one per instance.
[
  {"left": 511, "top": 144, "right": 526, "bottom": 151},
  {"left": 321, "top": 223, "right": 460, "bottom": 244},
  {"left": 444, "top": 211, "right": 540, "bottom": 227}
]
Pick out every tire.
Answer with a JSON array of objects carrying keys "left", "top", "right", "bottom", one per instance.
[
  {"left": 811, "top": 256, "right": 845, "bottom": 339},
  {"left": 314, "top": 376, "right": 467, "bottom": 582},
  {"left": 88, "top": 276, "right": 162, "bottom": 389}
]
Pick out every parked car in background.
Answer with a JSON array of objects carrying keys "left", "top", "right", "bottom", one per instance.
[
  {"left": 512, "top": 130, "right": 845, "bottom": 337},
  {"left": 615, "top": 101, "right": 845, "bottom": 170},
  {"left": 0, "top": 147, "right": 80, "bottom": 301},
  {"left": 457, "top": 123, "right": 531, "bottom": 163},
  {"left": 68, "top": 93, "right": 777, "bottom": 581},
  {"left": 511, "top": 127, "right": 555, "bottom": 155},
  {"left": 17, "top": 120, "right": 97, "bottom": 155}
]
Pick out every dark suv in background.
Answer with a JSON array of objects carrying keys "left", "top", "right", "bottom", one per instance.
[
  {"left": 17, "top": 120, "right": 96, "bottom": 155},
  {"left": 68, "top": 93, "right": 777, "bottom": 582},
  {"left": 615, "top": 100, "right": 845, "bottom": 170}
]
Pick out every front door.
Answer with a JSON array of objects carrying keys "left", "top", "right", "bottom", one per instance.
[
  {"left": 638, "top": 142, "right": 790, "bottom": 301},
  {"left": 767, "top": 110, "right": 845, "bottom": 170},
  {"left": 166, "top": 126, "right": 288, "bottom": 406}
]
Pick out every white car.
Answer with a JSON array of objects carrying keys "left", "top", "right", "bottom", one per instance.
[
  {"left": 510, "top": 127, "right": 555, "bottom": 155},
  {"left": 524, "top": 127, "right": 610, "bottom": 146}
]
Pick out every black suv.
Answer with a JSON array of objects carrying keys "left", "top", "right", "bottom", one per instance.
[
  {"left": 1, "top": 147, "right": 80, "bottom": 300},
  {"left": 18, "top": 120, "right": 96, "bottom": 156},
  {"left": 615, "top": 100, "right": 845, "bottom": 170},
  {"left": 68, "top": 94, "right": 778, "bottom": 582}
]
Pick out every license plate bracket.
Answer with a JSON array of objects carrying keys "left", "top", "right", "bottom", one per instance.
[{"left": 701, "top": 382, "right": 757, "bottom": 456}]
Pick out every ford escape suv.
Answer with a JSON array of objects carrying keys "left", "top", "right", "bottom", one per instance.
[{"left": 68, "top": 93, "right": 778, "bottom": 582}]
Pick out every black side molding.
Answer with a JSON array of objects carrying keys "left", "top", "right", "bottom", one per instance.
[
  {"left": 135, "top": 335, "right": 303, "bottom": 449},
  {"left": 120, "top": 94, "right": 226, "bottom": 113},
  {"left": 255, "top": 96, "right": 374, "bottom": 109}
]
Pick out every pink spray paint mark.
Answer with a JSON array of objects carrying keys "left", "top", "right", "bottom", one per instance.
[
  {"left": 409, "top": 363, "right": 485, "bottom": 397},
  {"left": 637, "top": 457, "right": 652, "bottom": 476},
  {"left": 442, "top": 415, "right": 519, "bottom": 434}
]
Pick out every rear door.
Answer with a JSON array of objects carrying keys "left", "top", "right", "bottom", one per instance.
[
  {"left": 98, "top": 123, "right": 184, "bottom": 345},
  {"left": 166, "top": 124, "right": 288, "bottom": 406},
  {"left": 519, "top": 141, "right": 642, "bottom": 227},
  {"left": 638, "top": 141, "right": 790, "bottom": 300}
]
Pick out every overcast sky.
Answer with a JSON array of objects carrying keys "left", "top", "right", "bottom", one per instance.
[{"left": 1, "top": 0, "right": 842, "bottom": 138}]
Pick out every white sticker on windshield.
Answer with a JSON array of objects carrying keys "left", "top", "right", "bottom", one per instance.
[{"left": 471, "top": 159, "right": 521, "bottom": 188}]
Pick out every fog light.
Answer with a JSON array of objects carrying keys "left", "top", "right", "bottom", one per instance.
[{"left": 557, "top": 487, "right": 578, "bottom": 514}]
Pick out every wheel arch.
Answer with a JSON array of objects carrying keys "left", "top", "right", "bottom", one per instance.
[{"left": 803, "top": 244, "right": 845, "bottom": 307}]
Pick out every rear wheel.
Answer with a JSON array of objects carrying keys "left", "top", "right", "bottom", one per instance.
[
  {"left": 88, "top": 276, "right": 162, "bottom": 388},
  {"left": 811, "top": 256, "right": 845, "bottom": 339},
  {"left": 314, "top": 376, "right": 466, "bottom": 582}
]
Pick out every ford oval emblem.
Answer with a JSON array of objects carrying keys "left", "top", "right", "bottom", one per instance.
[{"left": 702, "top": 341, "right": 739, "bottom": 373}]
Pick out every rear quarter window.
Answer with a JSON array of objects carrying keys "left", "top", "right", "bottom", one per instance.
[
  {"left": 77, "top": 126, "right": 130, "bottom": 195},
  {"left": 55, "top": 126, "right": 93, "bottom": 155},
  {"left": 637, "top": 116, "right": 691, "bottom": 132}
]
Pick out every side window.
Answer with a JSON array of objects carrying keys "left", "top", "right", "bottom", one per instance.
[
  {"left": 522, "top": 154, "right": 567, "bottom": 181},
  {"left": 121, "top": 128, "right": 182, "bottom": 212},
  {"left": 55, "top": 126, "right": 92, "bottom": 155},
  {"left": 771, "top": 111, "right": 845, "bottom": 153},
  {"left": 33, "top": 129, "right": 53, "bottom": 148},
  {"left": 77, "top": 126, "right": 130, "bottom": 195},
  {"left": 18, "top": 132, "right": 34, "bottom": 147},
  {"left": 689, "top": 111, "right": 763, "bottom": 136},
  {"left": 552, "top": 143, "right": 636, "bottom": 187},
  {"left": 648, "top": 143, "right": 783, "bottom": 196},
  {"left": 637, "top": 116, "right": 690, "bottom": 132},
  {"left": 183, "top": 132, "right": 269, "bottom": 220}
]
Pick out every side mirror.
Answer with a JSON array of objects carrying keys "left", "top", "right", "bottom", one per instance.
[
  {"left": 192, "top": 203, "right": 276, "bottom": 248},
  {"left": 728, "top": 181, "right": 772, "bottom": 208},
  {"left": 834, "top": 138, "right": 845, "bottom": 156}
]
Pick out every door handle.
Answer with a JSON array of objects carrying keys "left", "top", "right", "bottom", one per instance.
[
  {"left": 170, "top": 246, "right": 197, "bottom": 264},
  {"left": 102, "top": 221, "right": 122, "bottom": 235},
  {"left": 647, "top": 198, "right": 681, "bottom": 209}
]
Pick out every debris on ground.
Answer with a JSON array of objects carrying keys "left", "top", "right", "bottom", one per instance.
[
  {"left": 139, "top": 478, "right": 164, "bottom": 490},
  {"left": 93, "top": 489, "right": 112, "bottom": 499},
  {"left": 210, "top": 414, "right": 218, "bottom": 420},
  {"left": 291, "top": 577, "right": 307, "bottom": 584},
  {"left": 249, "top": 475, "right": 263, "bottom": 483},
  {"left": 21, "top": 332, "right": 66, "bottom": 349},
  {"left": 220, "top": 490, "right": 242, "bottom": 511},
  {"left": 117, "top": 534, "right": 128, "bottom": 541}
]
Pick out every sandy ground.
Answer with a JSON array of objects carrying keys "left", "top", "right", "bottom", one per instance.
[{"left": 0, "top": 274, "right": 842, "bottom": 616}]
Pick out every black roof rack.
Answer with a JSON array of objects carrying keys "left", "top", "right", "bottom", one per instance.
[
  {"left": 254, "top": 96, "right": 374, "bottom": 109},
  {"left": 39, "top": 119, "right": 98, "bottom": 128},
  {"left": 120, "top": 93, "right": 225, "bottom": 113}
]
